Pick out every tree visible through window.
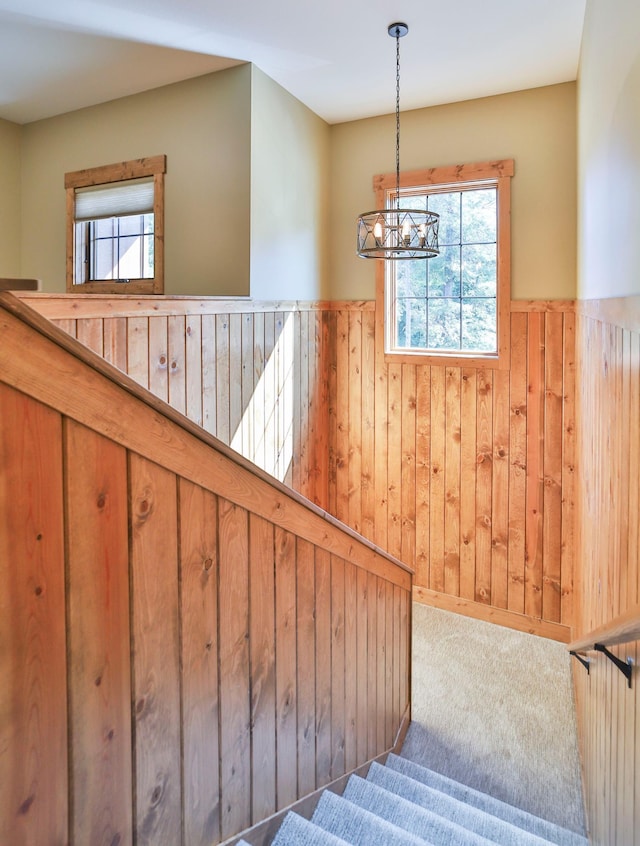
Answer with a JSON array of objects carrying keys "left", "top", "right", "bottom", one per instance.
[{"left": 377, "top": 160, "right": 513, "bottom": 368}]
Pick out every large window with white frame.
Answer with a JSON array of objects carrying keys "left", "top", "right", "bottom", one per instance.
[
  {"left": 65, "top": 155, "right": 166, "bottom": 294},
  {"left": 377, "top": 159, "right": 513, "bottom": 369}
]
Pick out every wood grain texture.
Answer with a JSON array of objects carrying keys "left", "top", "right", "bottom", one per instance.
[
  {"left": 387, "top": 362, "right": 402, "bottom": 560},
  {"left": 296, "top": 538, "right": 317, "bottom": 798},
  {"left": 508, "top": 313, "right": 527, "bottom": 614},
  {"left": 330, "top": 555, "right": 346, "bottom": 780},
  {"left": 525, "top": 313, "right": 544, "bottom": 618},
  {"left": 366, "top": 571, "right": 378, "bottom": 761},
  {"left": 249, "top": 514, "right": 276, "bottom": 823},
  {"left": 475, "top": 369, "right": 493, "bottom": 605},
  {"left": 103, "top": 316, "right": 128, "bottom": 371},
  {"left": 344, "top": 561, "right": 358, "bottom": 773},
  {"left": 459, "top": 368, "right": 477, "bottom": 601},
  {"left": 0, "top": 387, "right": 67, "bottom": 846},
  {"left": 0, "top": 300, "right": 412, "bottom": 590},
  {"left": 40, "top": 294, "right": 574, "bottom": 635},
  {"left": 130, "top": 454, "right": 181, "bottom": 846},
  {"left": 77, "top": 317, "right": 104, "bottom": 355},
  {"left": 376, "top": 578, "right": 386, "bottom": 755},
  {"left": 0, "top": 294, "right": 414, "bottom": 846},
  {"left": 168, "top": 315, "right": 186, "bottom": 415},
  {"left": 17, "top": 293, "right": 375, "bottom": 319},
  {"left": 65, "top": 421, "right": 132, "bottom": 846},
  {"left": 573, "top": 302, "right": 640, "bottom": 846},
  {"left": 491, "top": 368, "right": 510, "bottom": 608},
  {"left": 314, "top": 548, "right": 333, "bottom": 789},
  {"left": 218, "top": 498, "right": 251, "bottom": 839},
  {"left": 179, "top": 479, "right": 220, "bottom": 846},
  {"left": 275, "top": 527, "right": 298, "bottom": 810},
  {"left": 569, "top": 603, "right": 640, "bottom": 653}
]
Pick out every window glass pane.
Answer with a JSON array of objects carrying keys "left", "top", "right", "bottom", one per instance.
[
  {"left": 427, "top": 245, "right": 461, "bottom": 297},
  {"left": 118, "top": 236, "right": 142, "bottom": 278},
  {"left": 83, "top": 213, "right": 155, "bottom": 281},
  {"left": 119, "top": 214, "right": 145, "bottom": 236},
  {"left": 74, "top": 223, "right": 87, "bottom": 285},
  {"left": 94, "top": 239, "right": 115, "bottom": 279},
  {"left": 397, "top": 259, "right": 427, "bottom": 297},
  {"left": 397, "top": 298, "right": 427, "bottom": 348},
  {"left": 427, "top": 192, "right": 460, "bottom": 246},
  {"left": 94, "top": 218, "right": 114, "bottom": 238},
  {"left": 143, "top": 235, "right": 154, "bottom": 278},
  {"left": 389, "top": 171, "right": 504, "bottom": 359},
  {"left": 461, "top": 189, "right": 496, "bottom": 243},
  {"left": 398, "top": 194, "right": 426, "bottom": 211},
  {"left": 462, "top": 298, "right": 497, "bottom": 352},
  {"left": 428, "top": 298, "right": 461, "bottom": 350},
  {"left": 462, "top": 243, "right": 496, "bottom": 297}
]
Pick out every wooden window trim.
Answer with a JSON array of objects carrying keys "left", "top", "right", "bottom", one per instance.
[
  {"left": 375, "top": 159, "right": 513, "bottom": 370},
  {"left": 65, "top": 155, "right": 166, "bottom": 295}
]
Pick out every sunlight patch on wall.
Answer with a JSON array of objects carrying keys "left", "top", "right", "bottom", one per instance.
[{"left": 230, "top": 312, "right": 295, "bottom": 482}]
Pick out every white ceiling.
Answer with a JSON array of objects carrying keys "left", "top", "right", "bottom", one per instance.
[{"left": 0, "top": 0, "right": 586, "bottom": 125}]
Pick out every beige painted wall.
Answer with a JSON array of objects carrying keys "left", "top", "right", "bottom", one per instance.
[
  {"left": 250, "top": 66, "right": 330, "bottom": 300},
  {"left": 0, "top": 118, "right": 22, "bottom": 278},
  {"left": 330, "top": 82, "right": 577, "bottom": 301},
  {"left": 20, "top": 66, "right": 252, "bottom": 296},
  {"left": 578, "top": 0, "right": 640, "bottom": 299}
]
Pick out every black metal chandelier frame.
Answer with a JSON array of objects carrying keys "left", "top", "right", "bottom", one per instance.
[{"left": 356, "top": 23, "right": 440, "bottom": 260}]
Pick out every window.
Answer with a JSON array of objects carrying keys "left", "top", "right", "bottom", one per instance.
[
  {"left": 65, "top": 155, "right": 166, "bottom": 294},
  {"left": 376, "top": 159, "right": 513, "bottom": 368}
]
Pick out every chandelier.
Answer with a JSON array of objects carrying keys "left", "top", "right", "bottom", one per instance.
[{"left": 356, "top": 23, "right": 440, "bottom": 260}]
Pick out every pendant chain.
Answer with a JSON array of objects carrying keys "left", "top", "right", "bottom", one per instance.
[{"left": 395, "top": 29, "right": 401, "bottom": 211}]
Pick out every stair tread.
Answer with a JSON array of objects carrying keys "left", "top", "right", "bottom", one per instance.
[
  {"left": 357, "top": 768, "right": 558, "bottom": 845},
  {"left": 255, "top": 752, "right": 589, "bottom": 845},
  {"left": 271, "top": 811, "right": 353, "bottom": 846},
  {"left": 344, "top": 774, "right": 505, "bottom": 846},
  {"left": 312, "top": 789, "right": 431, "bottom": 845},
  {"left": 387, "top": 754, "right": 588, "bottom": 845}
]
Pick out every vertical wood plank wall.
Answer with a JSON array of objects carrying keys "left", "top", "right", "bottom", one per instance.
[
  {"left": 573, "top": 300, "right": 640, "bottom": 846},
  {"left": 57, "top": 302, "right": 328, "bottom": 505},
  {"left": 27, "top": 294, "right": 575, "bottom": 639},
  {"left": 0, "top": 300, "right": 412, "bottom": 846}
]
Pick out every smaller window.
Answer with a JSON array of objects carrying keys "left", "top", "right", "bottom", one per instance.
[
  {"left": 65, "top": 156, "right": 166, "bottom": 294},
  {"left": 376, "top": 159, "right": 513, "bottom": 369}
]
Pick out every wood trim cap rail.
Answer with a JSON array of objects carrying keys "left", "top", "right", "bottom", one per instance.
[{"left": 568, "top": 603, "right": 640, "bottom": 653}]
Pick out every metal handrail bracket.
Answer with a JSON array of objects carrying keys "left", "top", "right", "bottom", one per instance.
[
  {"left": 570, "top": 651, "right": 591, "bottom": 675},
  {"left": 594, "top": 643, "right": 633, "bottom": 688}
]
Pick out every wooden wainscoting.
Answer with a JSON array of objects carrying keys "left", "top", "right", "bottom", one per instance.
[
  {"left": 327, "top": 301, "right": 575, "bottom": 640},
  {"left": 22, "top": 294, "right": 332, "bottom": 509},
  {"left": 573, "top": 297, "right": 640, "bottom": 846},
  {"left": 0, "top": 294, "right": 411, "bottom": 846},
  {"left": 20, "top": 294, "right": 575, "bottom": 639}
]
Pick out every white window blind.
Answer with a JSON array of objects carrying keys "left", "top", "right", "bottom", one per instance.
[{"left": 75, "top": 177, "right": 154, "bottom": 222}]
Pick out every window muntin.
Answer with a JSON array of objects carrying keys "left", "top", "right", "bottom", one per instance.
[
  {"left": 392, "top": 184, "right": 498, "bottom": 354},
  {"left": 74, "top": 213, "right": 155, "bottom": 284},
  {"left": 376, "top": 159, "right": 512, "bottom": 369},
  {"left": 65, "top": 156, "right": 165, "bottom": 294}
]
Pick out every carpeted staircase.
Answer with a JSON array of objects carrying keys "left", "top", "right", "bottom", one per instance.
[{"left": 238, "top": 752, "right": 588, "bottom": 846}]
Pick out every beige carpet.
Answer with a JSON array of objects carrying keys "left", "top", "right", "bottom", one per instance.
[{"left": 403, "top": 603, "right": 586, "bottom": 835}]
